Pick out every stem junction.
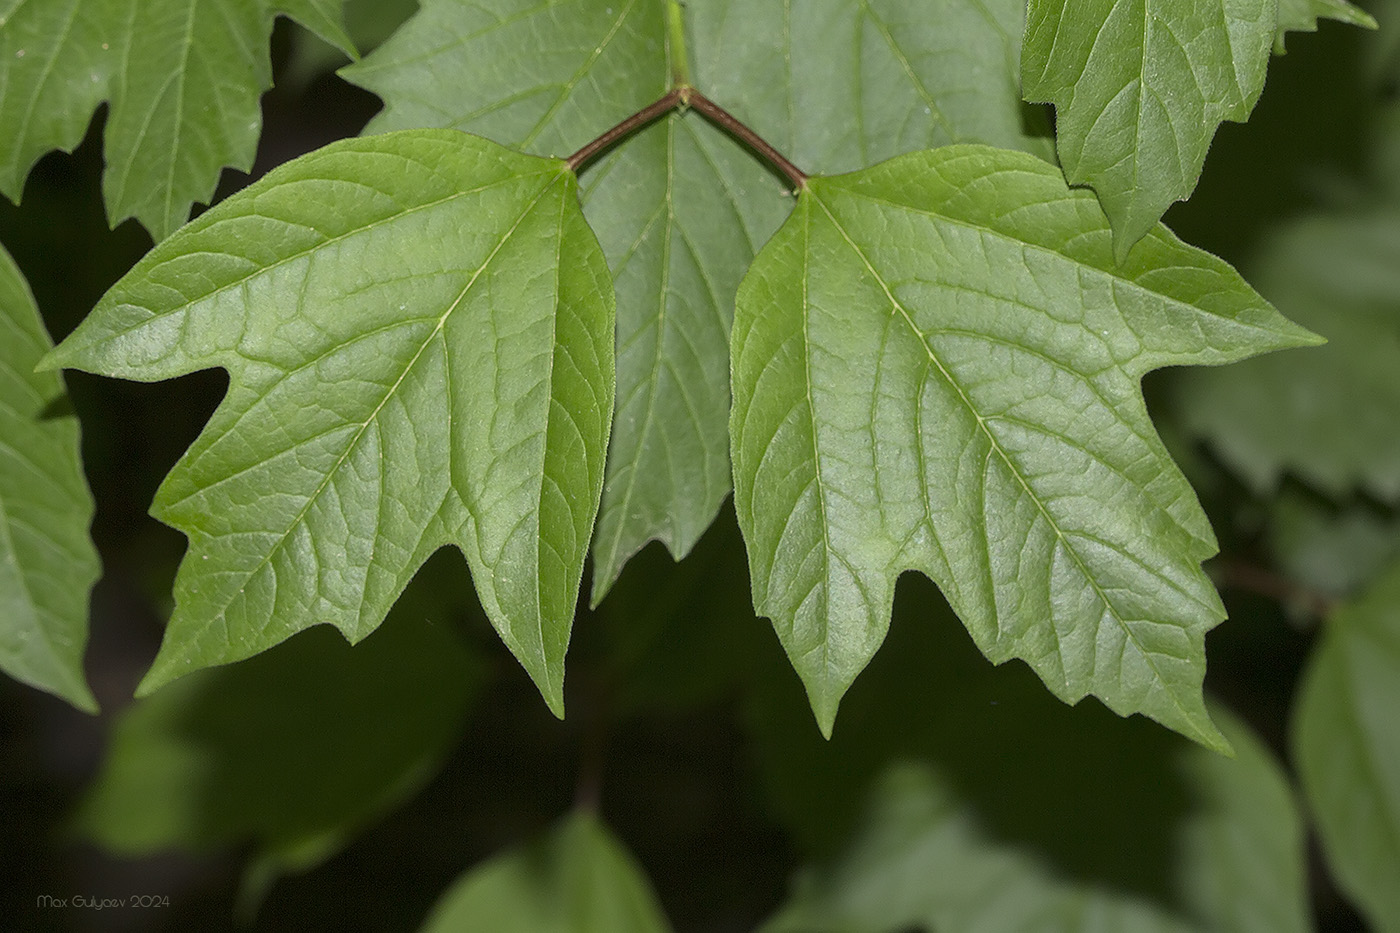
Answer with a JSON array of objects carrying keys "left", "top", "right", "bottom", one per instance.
[{"left": 566, "top": 85, "right": 808, "bottom": 192}]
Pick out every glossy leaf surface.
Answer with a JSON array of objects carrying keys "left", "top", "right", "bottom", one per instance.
[
  {"left": 730, "top": 145, "right": 1318, "bottom": 743},
  {"left": 45, "top": 131, "right": 615, "bottom": 713}
]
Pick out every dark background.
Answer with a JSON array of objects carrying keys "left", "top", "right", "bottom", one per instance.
[{"left": 2, "top": 10, "right": 1390, "bottom": 932}]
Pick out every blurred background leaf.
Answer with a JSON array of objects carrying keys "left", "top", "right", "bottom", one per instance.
[
  {"left": 1292, "top": 555, "right": 1400, "bottom": 933},
  {"left": 72, "top": 573, "right": 484, "bottom": 914},
  {"left": 420, "top": 810, "right": 672, "bottom": 933}
]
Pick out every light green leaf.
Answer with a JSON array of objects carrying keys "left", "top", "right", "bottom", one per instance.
[
  {"left": 730, "top": 145, "right": 1318, "bottom": 745},
  {"left": 1293, "top": 555, "right": 1400, "bottom": 933},
  {"left": 0, "top": 241, "right": 98, "bottom": 712},
  {"left": 1022, "top": 0, "right": 1277, "bottom": 257},
  {"left": 74, "top": 604, "right": 481, "bottom": 882},
  {"left": 0, "top": 0, "right": 354, "bottom": 241},
  {"left": 344, "top": 0, "right": 1051, "bottom": 600},
  {"left": 763, "top": 711, "right": 1306, "bottom": 933},
  {"left": 1275, "top": 0, "right": 1376, "bottom": 52},
  {"left": 421, "top": 811, "right": 672, "bottom": 933},
  {"left": 1175, "top": 210, "right": 1400, "bottom": 503},
  {"left": 43, "top": 130, "right": 615, "bottom": 714}
]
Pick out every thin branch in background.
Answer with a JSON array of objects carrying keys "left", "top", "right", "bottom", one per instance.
[{"left": 1211, "top": 558, "right": 1338, "bottom": 619}]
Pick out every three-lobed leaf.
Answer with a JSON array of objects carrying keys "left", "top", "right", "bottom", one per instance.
[
  {"left": 44, "top": 130, "right": 615, "bottom": 713},
  {"left": 730, "top": 145, "right": 1318, "bottom": 745},
  {"left": 0, "top": 242, "right": 99, "bottom": 712},
  {"left": 0, "top": 0, "right": 354, "bottom": 240},
  {"left": 1292, "top": 556, "right": 1400, "bottom": 933}
]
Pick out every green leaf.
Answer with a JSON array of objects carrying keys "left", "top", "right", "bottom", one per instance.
[
  {"left": 1021, "top": 0, "right": 1277, "bottom": 257},
  {"left": 730, "top": 145, "right": 1318, "bottom": 745},
  {"left": 420, "top": 811, "right": 672, "bottom": 933},
  {"left": 0, "top": 0, "right": 354, "bottom": 240},
  {"left": 1292, "top": 555, "right": 1400, "bottom": 933},
  {"left": 43, "top": 130, "right": 615, "bottom": 714},
  {"left": 1174, "top": 210, "right": 1400, "bottom": 502},
  {"left": 0, "top": 241, "right": 98, "bottom": 712},
  {"left": 688, "top": 0, "right": 1055, "bottom": 172},
  {"left": 344, "top": 0, "right": 1052, "bottom": 600},
  {"left": 1275, "top": 0, "right": 1376, "bottom": 53},
  {"left": 284, "top": 0, "right": 419, "bottom": 87},
  {"left": 74, "top": 604, "right": 481, "bottom": 881},
  {"left": 763, "top": 711, "right": 1306, "bottom": 932},
  {"left": 343, "top": 0, "right": 774, "bottom": 601}
]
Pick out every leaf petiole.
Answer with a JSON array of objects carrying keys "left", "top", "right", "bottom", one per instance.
[{"left": 565, "top": 87, "right": 807, "bottom": 191}]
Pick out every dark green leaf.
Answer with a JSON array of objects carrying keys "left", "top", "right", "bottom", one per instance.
[
  {"left": 44, "top": 131, "right": 615, "bottom": 714},
  {"left": 0, "top": 0, "right": 355, "bottom": 240},
  {"left": 764, "top": 713, "right": 1306, "bottom": 932},
  {"left": 0, "top": 241, "right": 98, "bottom": 712},
  {"left": 731, "top": 145, "right": 1318, "bottom": 744},
  {"left": 745, "top": 586, "right": 1309, "bottom": 933}
]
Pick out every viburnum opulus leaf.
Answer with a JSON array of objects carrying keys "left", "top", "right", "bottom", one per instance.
[
  {"left": 730, "top": 146, "right": 1319, "bottom": 746},
  {"left": 44, "top": 130, "right": 614, "bottom": 714}
]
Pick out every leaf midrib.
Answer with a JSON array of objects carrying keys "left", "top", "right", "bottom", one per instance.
[{"left": 824, "top": 170, "right": 1294, "bottom": 355}]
